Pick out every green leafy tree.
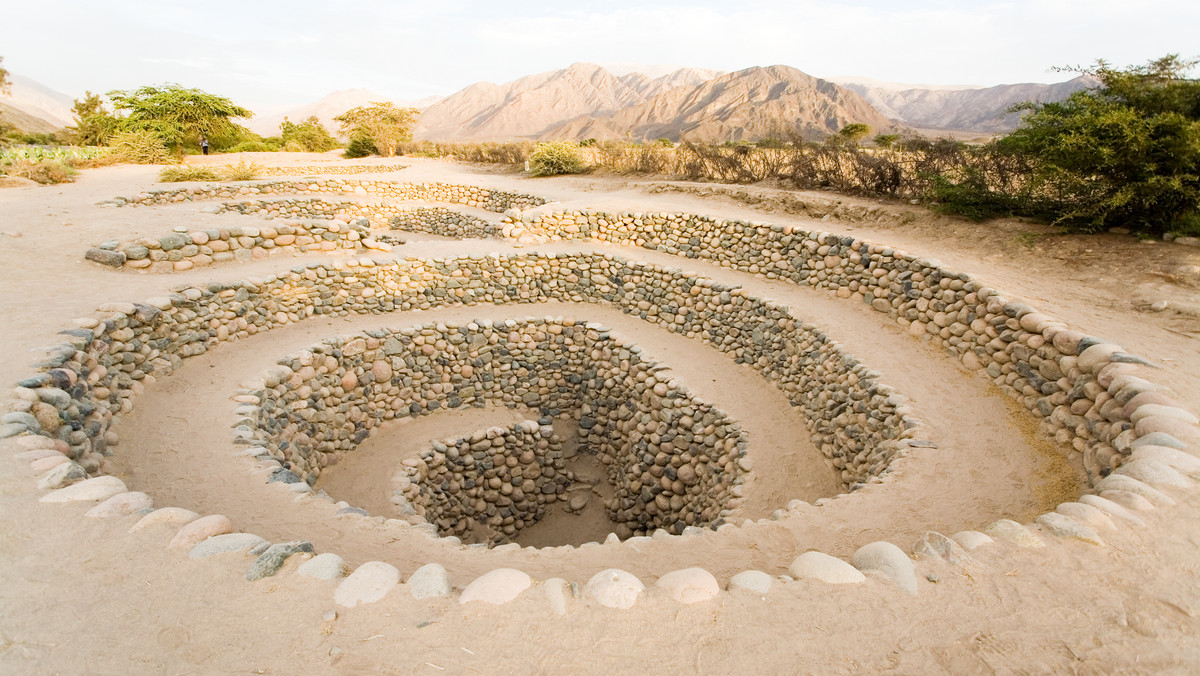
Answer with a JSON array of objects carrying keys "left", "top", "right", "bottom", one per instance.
[
  {"left": 334, "top": 102, "right": 418, "bottom": 157},
  {"left": 835, "top": 123, "right": 872, "bottom": 145},
  {"left": 873, "top": 133, "right": 900, "bottom": 149},
  {"left": 280, "top": 115, "right": 339, "bottom": 152},
  {"left": 65, "top": 92, "right": 120, "bottom": 146},
  {"left": 106, "top": 84, "right": 253, "bottom": 156},
  {"left": 998, "top": 54, "right": 1200, "bottom": 234}
]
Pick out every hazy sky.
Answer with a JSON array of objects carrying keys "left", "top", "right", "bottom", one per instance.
[{"left": 3, "top": 0, "right": 1196, "bottom": 111}]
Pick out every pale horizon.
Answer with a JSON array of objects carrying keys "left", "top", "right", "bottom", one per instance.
[{"left": 2, "top": 0, "right": 1197, "bottom": 112}]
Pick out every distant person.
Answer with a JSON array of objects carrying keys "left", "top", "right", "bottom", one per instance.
[{"left": 200, "top": 137, "right": 209, "bottom": 155}]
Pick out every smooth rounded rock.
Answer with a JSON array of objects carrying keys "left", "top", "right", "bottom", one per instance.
[
  {"left": 130, "top": 507, "right": 199, "bottom": 532},
  {"left": 950, "top": 531, "right": 994, "bottom": 550},
  {"left": 407, "top": 563, "right": 451, "bottom": 599},
  {"left": 727, "top": 570, "right": 773, "bottom": 594},
  {"left": 335, "top": 561, "right": 401, "bottom": 607},
  {"left": 460, "top": 568, "right": 532, "bottom": 605},
  {"left": 1078, "top": 494, "right": 1145, "bottom": 525},
  {"left": 29, "top": 453, "right": 70, "bottom": 472},
  {"left": 1130, "top": 404, "right": 1198, "bottom": 425},
  {"left": 1132, "top": 446, "right": 1200, "bottom": 477},
  {"left": 168, "top": 515, "right": 233, "bottom": 549},
  {"left": 1095, "top": 474, "right": 1175, "bottom": 505},
  {"left": 1036, "top": 512, "right": 1105, "bottom": 545},
  {"left": 1099, "top": 489, "right": 1157, "bottom": 512},
  {"left": 985, "top": 519, "right": 1044, "bottom": 547},
  {"left": 655, "top": 568, "right": 720, "bottom": 604},
  {"left": 189, "top": 533, "right": 269, "bottom": 559},
  {"left": 1055, "top": 502, "right": 1116, "bottom": 531},
  {"left": 40, "top": 475, "right": 126, "bottom": 503},
  {"left": 296, "top": 553, "right": 349, "bottom": 581},
  {"left": 788, "top": 551, "right": 865, "bottom": 584},
  {"left": 85, "top": 491, "right": 152, "bottom": 517},
  {"left": 585, "top": 569, "right": 645, "bottom": 609},
  {"left": 1115, "top": 458, "right": 1193, "bottom": 488},
  {"left": 852, "top": 541, "right": 917, "bottom": 594}
]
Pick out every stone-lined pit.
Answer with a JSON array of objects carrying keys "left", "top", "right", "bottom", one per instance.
[{"left": 243, "top": 319, "right": 751, "bottom": 544}]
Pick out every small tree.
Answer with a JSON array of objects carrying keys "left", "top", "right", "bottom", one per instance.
[
  {"left": 65, "top": 92, "right": 120, "bottom": 146},
  {"left": 280, "top": 115, "right": 339, "bottom": 152},
  {"left": 107, "top": 84, "right": 253, "bottom": 156},
  {"left": 334, "top": 102, "right": 418, "bottom": 157},
  {"left": 1000, "top": 54, "right": 1200, "bottom": 234},
  {"left": 873, "top": 133, "right": 900, "bottom": 149},
  {"left": 529, "top": 141, "right": 586, "bottom": 176},
  {"left": 835, "top": 123, "right": 871, "bottom": 145}
]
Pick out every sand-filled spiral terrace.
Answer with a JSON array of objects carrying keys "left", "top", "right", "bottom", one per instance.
[{"left": 4, "top": 156, "right": 1199, "bottom": 672}]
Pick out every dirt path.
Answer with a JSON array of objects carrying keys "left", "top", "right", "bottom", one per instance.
[{"left": 1, "top": 154, "right": 1198, "bottom": 674}]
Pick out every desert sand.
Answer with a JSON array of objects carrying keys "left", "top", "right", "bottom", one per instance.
[{"left": 1, "top": 152, "right": 1198, "bottom": 674}]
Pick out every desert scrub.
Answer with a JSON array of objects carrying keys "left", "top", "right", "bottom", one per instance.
[
  {"left": 0, "top": 145, "right": 113, "bottom": 184},
  {"left": 1, "top": 158, "right": 75, "bottom": 184},
  {"left": 529, "top": 141, "right": 587, "bottom": 176},
  {"left": 109, "top": 129, "right": 173, "bottom": 164},
  {"left": 159, "top": 165, "right": 218, "bottom": 182},
  {"left": 220, "top": 160, "right": 262, "bottom": 181}
]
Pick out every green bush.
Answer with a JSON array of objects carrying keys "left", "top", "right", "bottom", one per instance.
[
  {"left": 159, "top": 165, "right": 218, "bottom": 182},
  {"left": 109, "top": 129, "right": 173, "bottom": 164},
  {"left": 529, "top": 141, "right": 587, "bottom": 177},
  {"left": 280, "top": 116, "right": 339, "bottom": 153},
  {"left": 579, "top": 138, "right": 597, "bottom": 147},
  {"left": 344, "top": 135, "right": 378, "bottom": 158},
  {"left": 220, "top": 160, "right": 262, "bottom": 181}
]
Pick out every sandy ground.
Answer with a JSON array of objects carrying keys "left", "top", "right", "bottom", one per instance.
[{"left": 1, "top": 152, "right": 1199, "bottom": 674}]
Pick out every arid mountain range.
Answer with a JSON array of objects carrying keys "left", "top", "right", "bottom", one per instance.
[{"left": 3, "top": 63, "right": 1092, "bottom": 142}]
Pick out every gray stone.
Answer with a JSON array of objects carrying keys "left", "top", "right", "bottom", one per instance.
[
  {"left": 246, "top": 541, "right": 314, "bottom": 580},
  {"left": 85, "top": 248, "right": 127, "bottom": 267},
  {"left": 852, "top": 541, "right": 917, "bottom": 594},
  {"left": 189, "top": 533, "right": 269, "bottom": 559},
  {"left": 407, "top": 563, "right": 451, "bottom": 599},
  {"left": 37, "top": 461, "right": 87, "bottom": 490}
]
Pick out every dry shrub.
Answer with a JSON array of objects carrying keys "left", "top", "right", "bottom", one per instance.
[
  {"left": 220, "top": 160, "right": 262, "bottom": 181},
  {"left": 159, "top": 165, "right": 218, "bottom": 182},
  {"left": 3, "top": 158, "right": 75, "bottom": 184},
  {"left": 109, "top": 129, "right": 173, "bottom": 164}
]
